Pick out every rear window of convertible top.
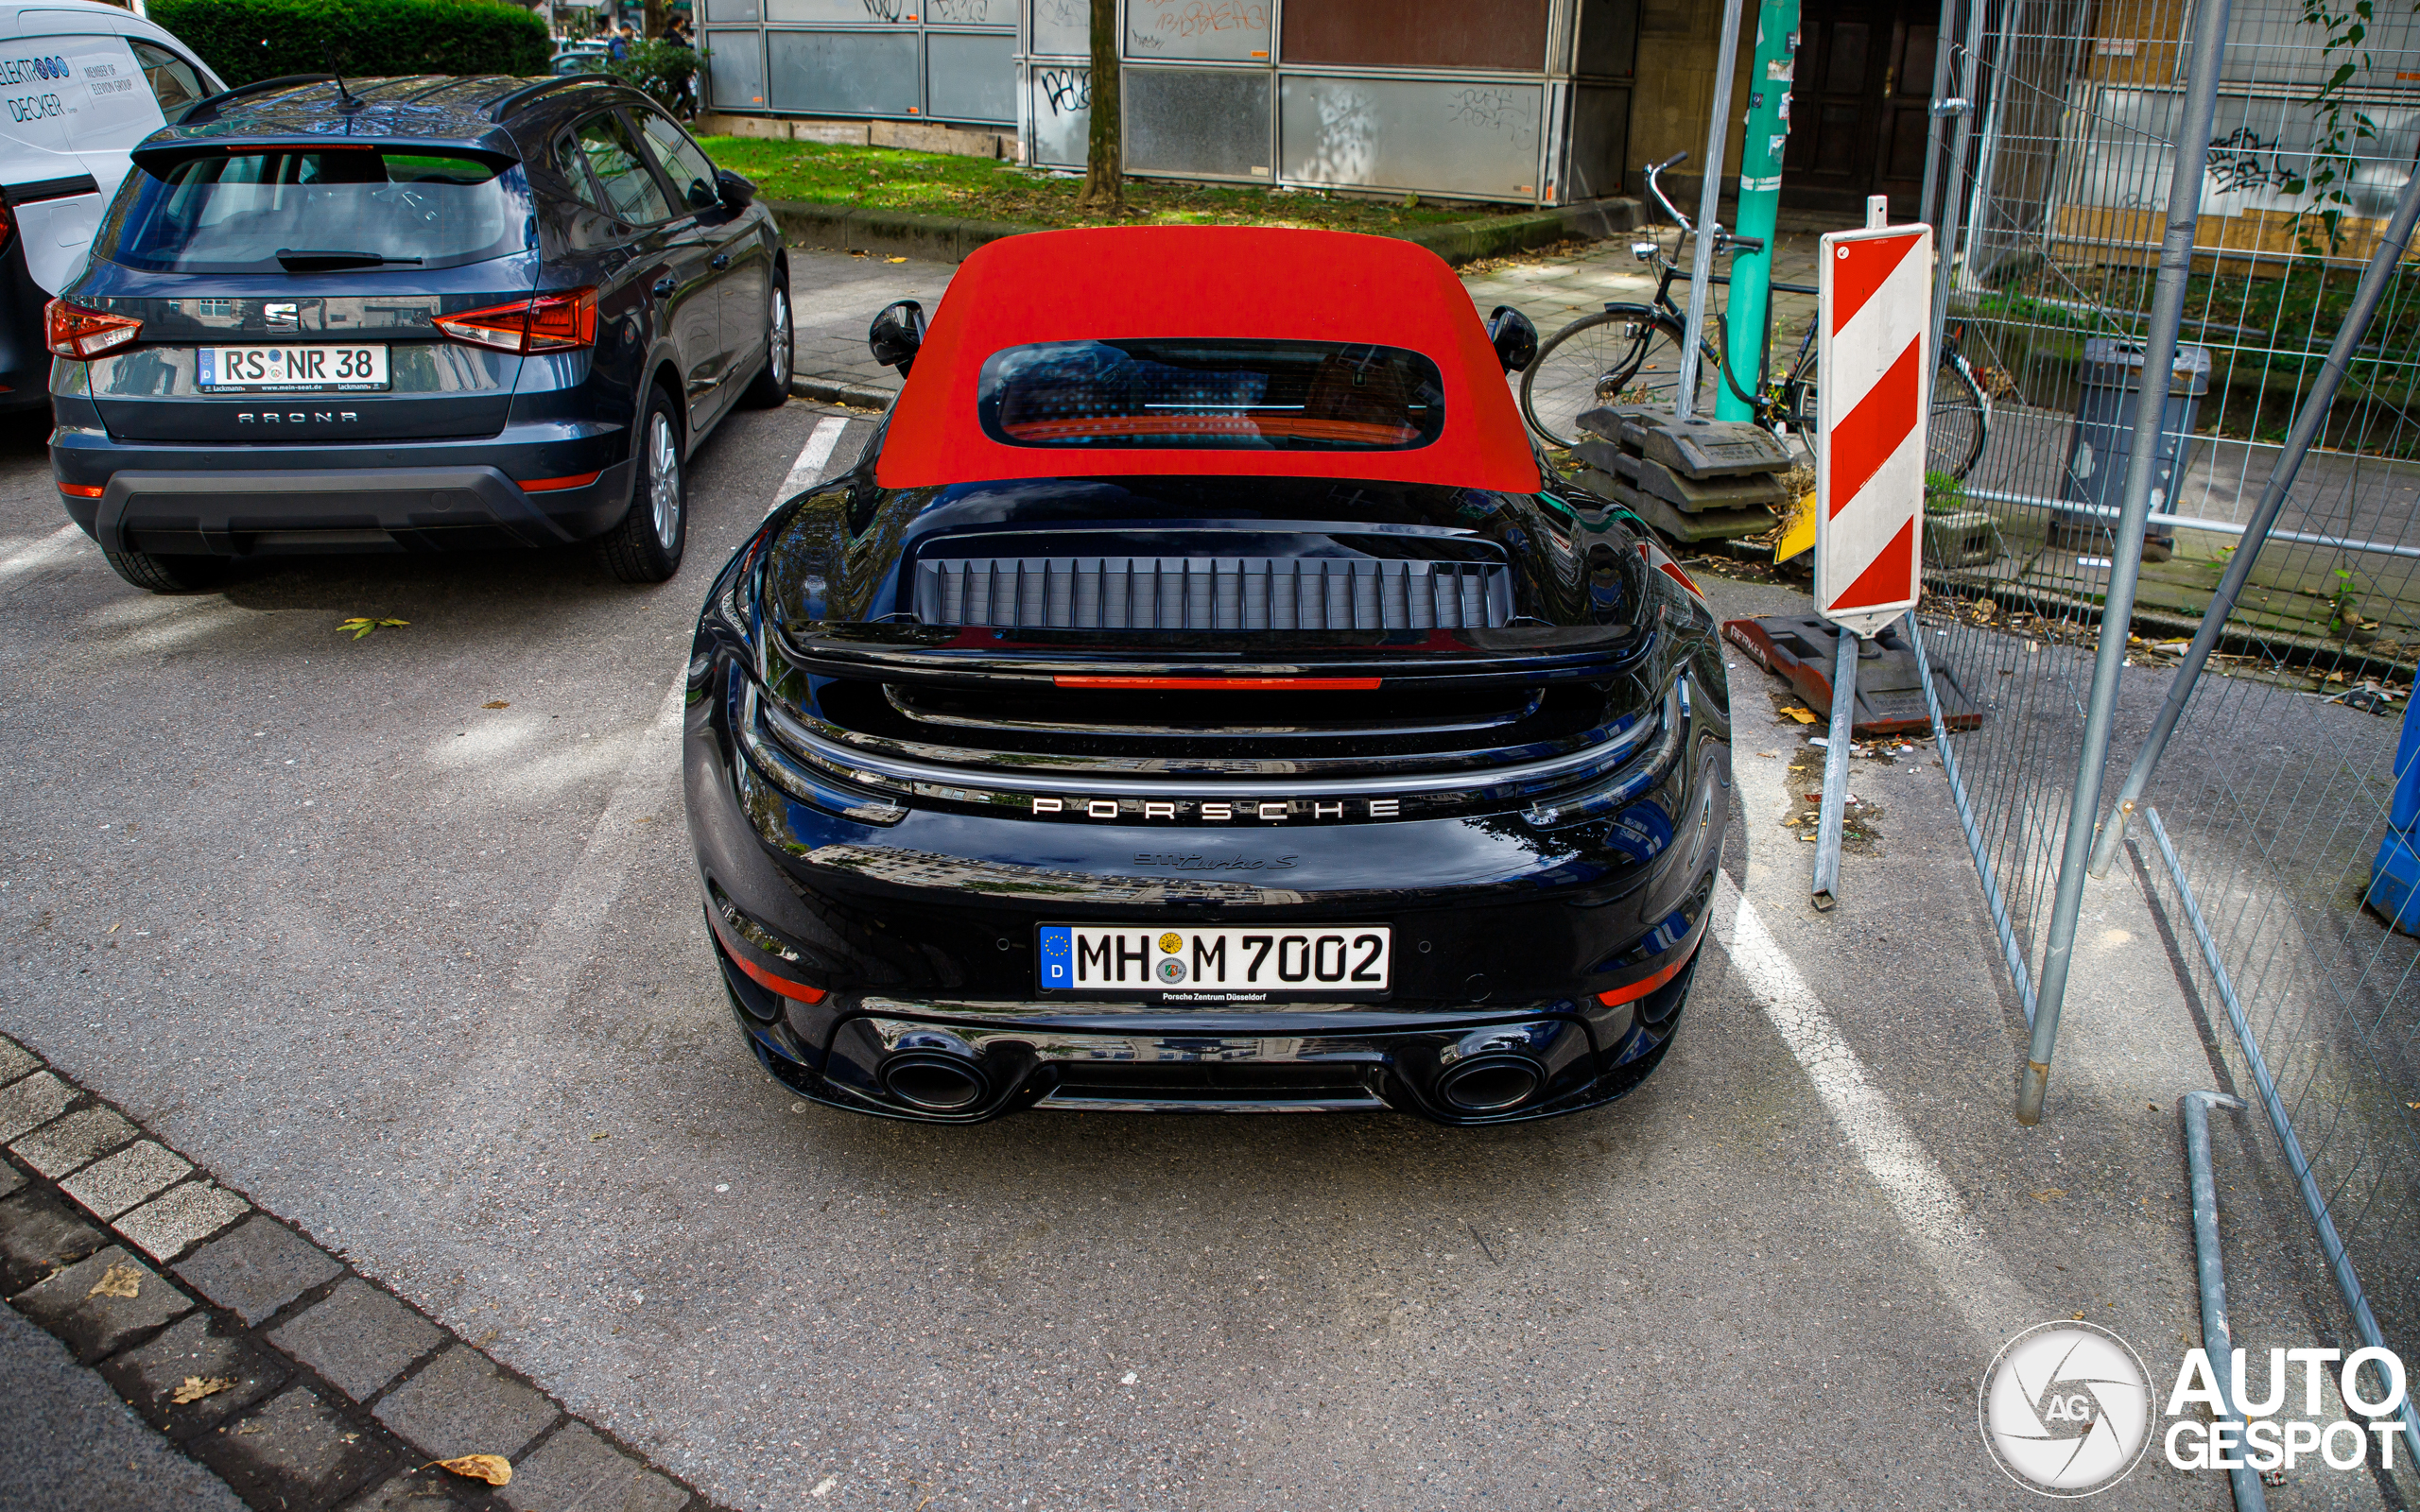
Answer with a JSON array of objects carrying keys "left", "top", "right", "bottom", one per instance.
[{"left": 976, "top": 339, "right": 1446, "bottom": 452}]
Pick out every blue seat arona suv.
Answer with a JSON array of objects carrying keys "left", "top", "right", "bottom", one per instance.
[{"left": 45, "top": 72, "right": 792, "bottom": 591}]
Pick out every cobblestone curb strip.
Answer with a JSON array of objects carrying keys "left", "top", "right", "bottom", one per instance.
[{"left": 0, "top": 1034, "right": 728, "bottom": 1512}]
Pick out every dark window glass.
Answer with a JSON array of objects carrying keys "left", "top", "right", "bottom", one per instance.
[
  {"left": 98, "top": 149, "right": 526, "bottom": 274},
  {"left": 576, "top": 112, "right": 673, "bottom": 223},
  {"left": 635, "top": 110, "right": 719, "bottom": 214},
  {"left": 552, "top": 130, "right": 597, "bottom": 206},
  {"left": 977, "top": 339, "right": 1446, "bottom": 452},
  {"left": 129, "top": 41, "right": 206, "bottom": 119}
]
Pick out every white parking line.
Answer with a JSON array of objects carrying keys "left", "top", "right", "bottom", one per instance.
[
  {"left": 772, "top": 416, "right": 850, "bottom": 512},
  {"left": 0, "top": 523, "right": 89, "bottom": 584},
  {"left": 1715, "top": 875, "right": 2037, "bottom": 1345},
  {"left": 508, "top": 683, "right": 687, "bottom": 1013}
]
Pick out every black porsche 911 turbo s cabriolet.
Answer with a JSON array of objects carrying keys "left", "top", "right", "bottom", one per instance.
[{"left": 682, "top": 225, "right": 1732, "bottom": 1125}]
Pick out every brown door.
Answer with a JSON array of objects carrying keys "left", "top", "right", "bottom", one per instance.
[{"left": 1784, "top": 0, "right": 1935, "bottom": 215}]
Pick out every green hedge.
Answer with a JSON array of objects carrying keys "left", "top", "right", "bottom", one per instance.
[{"left": 150, "top": 0, "right": 551, "bottom": 89}]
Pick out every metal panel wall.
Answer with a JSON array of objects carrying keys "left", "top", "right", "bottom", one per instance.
[
  {"left": 702, "top": 0, "right": 758, "bottom": 21},
  {"left": 1126, "top": 0, "right": 1270, "bottom": 62},
  {"left": 704, "top": 30, "right": 769, "bottom": 111},
  {"left": 1279, "top": 77, "right": 1547, "bottom": 199},
  {"left": 929, "top": 31, "right": 1017, "bottom": 123},
  {"left": 1028, "top": 0, "right": 1088, "bottom": 57},
  {"left": 1126, "top": 65, "right": 1270, "bottom": 180},
  {"left": 769, "top": 30, "right": 922, "bottom": 115},
  {"left": 1026, "top": 61, "right": 1090, "bottom": 164}
]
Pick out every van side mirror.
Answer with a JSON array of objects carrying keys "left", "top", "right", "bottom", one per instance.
[
  {"left": 869, "top": 301, "right": 925, "bottom": 374},
  {"left": 1487, "top": 305, "right": 1538, "bottom": 374},
  {"left": 715, "top": 168, "right": 756, "bottom": 208}
]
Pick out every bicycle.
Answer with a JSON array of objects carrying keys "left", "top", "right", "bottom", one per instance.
[{"left": 1518, "top": 153, "right": 1989, "bottom": 482}]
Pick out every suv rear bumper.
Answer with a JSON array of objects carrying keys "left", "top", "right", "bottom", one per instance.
[
  {"left": 60, "top": 462, "right": 636, "bottom": 556},
  {"left": 50, "top": 421, "right": 638, "bottom": 556}
]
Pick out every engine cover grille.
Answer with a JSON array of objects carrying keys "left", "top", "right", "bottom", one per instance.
[{"left": 911, "top": 556, "right": 1513, "bottom": 631}]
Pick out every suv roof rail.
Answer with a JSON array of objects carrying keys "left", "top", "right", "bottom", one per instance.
[
  {"left": 488, "top": 74, "right": 615, "bottom": 120},
  {"left": 179, "top": 74, "right": 335, "bottom": 125}
]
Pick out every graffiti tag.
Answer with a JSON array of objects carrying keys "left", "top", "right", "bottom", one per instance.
[{"left": 1038, "top": 66, "right": 1090, "bottom": 115}]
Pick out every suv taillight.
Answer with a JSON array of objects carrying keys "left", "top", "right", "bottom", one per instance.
[
  {"left": 434, "top": 287, "right": 598, "bottom": 354},
  {"left": 46, "top": 300, "right": 141, "bottom": 359},
  {"left": 0, "top": 200, "right": 14, "bottom": 256}
]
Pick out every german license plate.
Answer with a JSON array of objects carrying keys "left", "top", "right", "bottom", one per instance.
[
  {"left": 198, "top": 344, "right": 389, "bottom": 393},
  {"left": 1037, "top": 924, "right": 1391, "bottom": 1003}
]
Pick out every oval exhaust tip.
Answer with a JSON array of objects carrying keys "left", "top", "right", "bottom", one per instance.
[
  {"left": 1438, "top": 1057, "right": 1542, "bottom": 1113},
  {"left": 880, "top": 1053, "right": 988, "bottom": 1112}
]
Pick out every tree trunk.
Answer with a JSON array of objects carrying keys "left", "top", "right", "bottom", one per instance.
[
  {"left": 1078, "top": 0, "right": 1121, "bottom": 208},
  {"left": 644, "top": 0, "right": 669, "bottom": 42}
]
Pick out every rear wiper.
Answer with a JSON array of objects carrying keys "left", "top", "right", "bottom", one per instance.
[{"left": 274, "top": 249, "right": 424, "bottom": 270}]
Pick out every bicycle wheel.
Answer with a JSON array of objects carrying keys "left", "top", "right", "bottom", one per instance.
[
  {"left": 1780, "top": 353, "right": 1990, "bottom": 481},
  {"left": 1928, "top": 352, "right": 1989, "bottom": 480},
  {"left": 1520, "top": 305, "right": 1694, "bottom": 450}
]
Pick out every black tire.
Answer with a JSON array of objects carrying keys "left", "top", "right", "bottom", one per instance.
[
  {"left": 1519, "top": 305, "right": 1697, "bottom": 449},
  {"left": 102, "top": 547, "right": 229, "bottom": 593},
  {"left": 599, "top": 386, "right": 687, "bottom": 584},
  {"left": 738, "top": 275, "right": 792, "bottom": 410},
  {"left": 1929, "top": 352, "right": 1989, "bottom": 480}
]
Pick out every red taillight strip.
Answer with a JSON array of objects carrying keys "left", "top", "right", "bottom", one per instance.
[
  {"left": 1052, "top": 676, "right": 1382, "bottom": 691},
  {"left": 710, "top": 917, "right": 827, "bottom": 1004},
  {"left": 519, "top": 471, "right": 603, "bottom": 492},
  {"left": 57, "top": 481, "right": 103, "bottom": 498},
  {"left": 1595, "top": 938, "right": 1701, "bottom": 1007}
]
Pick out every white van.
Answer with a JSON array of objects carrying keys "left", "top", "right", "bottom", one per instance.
[{"left": 0, "top": 0, "right": 220, "bottom": 409}]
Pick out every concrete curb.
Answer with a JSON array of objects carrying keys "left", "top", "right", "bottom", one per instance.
[
  {"left": 766, "top": 195, "right": 1641, "bottom": 267},
  {"left": 0, "top": 1035, "right": 733, "bottom": 1512},
  {"left": 789, "top": 375, "right": 896, "bottom": 409}
]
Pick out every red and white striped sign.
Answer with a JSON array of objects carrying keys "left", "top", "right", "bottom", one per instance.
[{"left": 1815, "top": 221, "right": 1932, "bottom": 637}]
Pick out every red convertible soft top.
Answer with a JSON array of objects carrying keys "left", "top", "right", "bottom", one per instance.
[{"left": 873, "top": 226, "right": 1542, "bottom": 493}]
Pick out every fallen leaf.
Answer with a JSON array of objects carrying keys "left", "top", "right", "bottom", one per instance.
[
  {"left": 2031, "top": 1188, "right": 2066, "bottom": 1201},
  {"left": 591, "top": 1131, "right": 611, "bottom": 1141},
  {"left": 481, "top": 700, "right": 510, "bottom": 710},
  {"left": 172, "top": 1376, "right": 236, "bottom": 1404},
  {"left": 87, "top": 1263, "right": 142, "bottom": 1299},
  {"left": 431, "top": 1454, "right": 512, "bottom": 1486},
  {"left": 1779, "top": 707, "right": 1817, "bottom": 724},
  {"left": 338, "top": 617, "right": 409, "bottom": 641},
  {"left": 885, "top": 255, "right": 908, "bottom": 263}
]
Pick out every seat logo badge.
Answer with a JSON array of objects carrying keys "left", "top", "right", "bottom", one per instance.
[{"left": 264, "top": 302, "right": 299, "bottom": 328}]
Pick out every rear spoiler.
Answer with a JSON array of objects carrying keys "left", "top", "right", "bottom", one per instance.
[{"left": 128, "top": 137, "right": 523, "bottom": 175}]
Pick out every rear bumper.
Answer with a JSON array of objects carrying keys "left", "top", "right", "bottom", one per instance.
[
  {"left": 57, "top": 460, "right": 636, "bottom": 556},
  {"left": 686, "top": 651, "right": 1731, "bottom": 1125}
]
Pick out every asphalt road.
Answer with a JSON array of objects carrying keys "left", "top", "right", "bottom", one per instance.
[{"left": 0, "top": 334, "right": 2403, "bottom": 1508}]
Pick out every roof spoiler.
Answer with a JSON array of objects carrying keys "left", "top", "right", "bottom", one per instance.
[
  {"left": 176, "top": 74, "right": 336, "bottom": 126},
  {"left": 488, "top": 74, "right": 616, "bottom": 120}
]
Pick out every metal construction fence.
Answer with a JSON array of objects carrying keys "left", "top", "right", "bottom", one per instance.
[{"left": 1909, "top": 0, "right": 2420, "bottom": 1477}]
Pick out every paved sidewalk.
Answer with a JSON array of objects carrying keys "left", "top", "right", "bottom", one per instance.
[
  {"left": 784, "top": 227, "right": 1839, "bottom": 412},
  {"left": 0, "top": 1034, "right": 726, "bottom": 1512}
]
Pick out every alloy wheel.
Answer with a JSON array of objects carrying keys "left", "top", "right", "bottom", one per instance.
[
  {"left": 769, "top": 287, "right": 790, "bottom": 387},
  {"left": 648, "top": 411, "right": 681, "bottom": 548}
]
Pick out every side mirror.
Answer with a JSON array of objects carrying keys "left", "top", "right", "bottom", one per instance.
[
  {"left": 1487, "top": 305, "right": 1538, "bottom": 374},
  {"left": 869, "top": 300, "right": 925, "bottom": 374},
  {"left": 715, "top": 167, "right": 756, "bottom": 208}
]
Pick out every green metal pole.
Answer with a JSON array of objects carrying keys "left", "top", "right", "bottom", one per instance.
[{"left": 1718, "top": 0, "right": 1801, "bottom": 422}]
